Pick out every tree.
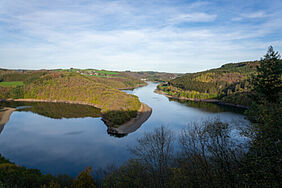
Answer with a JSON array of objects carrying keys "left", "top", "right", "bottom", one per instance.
[
  {"left": 174, "top": 119, "right": 243, "bottom": 187},
  {"left": 72, "top": 167, "right": 96, "bottom": 188},
  {"left": 243, "top": 46, "right": 282, "bottom": 186},
  {"left": 129, "top": 126, "right": 174, "bottom": 188},
  {"left": 252, "top": 46, "right": 281, "bottom": 103}
]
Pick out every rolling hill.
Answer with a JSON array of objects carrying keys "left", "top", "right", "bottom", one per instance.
[
  {"left": 0, "top": 69, "right": 145, "bottom": 125},
  {"left": 157, "top": 60, "right": 265, "bottom": 106}
]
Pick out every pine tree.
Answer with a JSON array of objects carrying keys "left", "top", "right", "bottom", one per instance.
[
  {"left": 252, "top": 46, "right": 281, "bottom": 103},
  {"left": 243, "top": 46, "right": 282, "bottom": 186}
]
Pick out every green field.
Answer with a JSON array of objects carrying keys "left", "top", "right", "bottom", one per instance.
[
  {"left": 0, "top": 81, "right": 24, "bottom": 87},
  {"left": 94, "top": 70, "right": 119, "bottom": 75}
]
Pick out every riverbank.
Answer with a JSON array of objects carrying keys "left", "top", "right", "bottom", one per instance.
[
  {"left": 117, "top": 83, "right": 148, "bottom": 90},
  {"left": 105, "top": 103, "right": 152, "bottom": 136},
  {"left": 0, "top": 107, "right": 16, "bottom": 134},
  {"left": 1, "top": 98, "right": 101, "bottom": 108},
  {"left": 0, "top": 98, "right": 152, "bottom": 133},
  {"left": 154, "top": 89, "right": 248, "bottom": 109}
]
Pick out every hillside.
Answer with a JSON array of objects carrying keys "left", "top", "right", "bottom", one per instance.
[
  {"left": 123, "top": 71, "right": 182, "bottom": 82},
  {"left": 54, "top": 68, "right": 146, "bottom": 89},
  {"left": 0, "top": 69, "right": 143, "bottom": 125},
  {"left": 157, "top": 60, "right": 264, "bottom": 106}
]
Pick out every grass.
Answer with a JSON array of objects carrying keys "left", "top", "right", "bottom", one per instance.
[
  {"left": 0, "top": 81, "right": 24, "bottom": 87},
  {"left": 95, "top": 70, "right": 119, "bottom": 75},
  {"left": 55, "top": 69, "right": 120, "bottom": 76}
]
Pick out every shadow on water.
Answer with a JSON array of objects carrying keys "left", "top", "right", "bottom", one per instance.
[
  {"left": 107, "top": 132, "right": 128, "bottom": 138},
  {"left": 0, "top": 101, "right": 102, "bottom": 134},
  {"left": 0, "top": 101, "right": 101, "bottom": 119},
  {"left": 169, "top": 98, "right": 246, "bottom": 114}
]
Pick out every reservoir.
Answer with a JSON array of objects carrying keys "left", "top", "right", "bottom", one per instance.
[{"left": 0, "top": 82, "right": 249, "bottom": 176}]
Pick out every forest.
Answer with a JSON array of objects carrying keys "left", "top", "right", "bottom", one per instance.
[
  {"left": 0, "top": 69, "right": 143, "bottom": 125},
  {"left": 0, "top": 46, "right": 280, "bottom": 188},
  {"left": 157, "top": 58, "right": 281, "bottom": 106}
]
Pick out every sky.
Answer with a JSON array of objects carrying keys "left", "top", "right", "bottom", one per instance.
[{"left": 0, "top": 0, "right": 282, "bottom": 73}]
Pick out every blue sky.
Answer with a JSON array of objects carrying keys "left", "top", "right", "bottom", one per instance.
[{"left": 0, "top": 0, "right": 281, "bottom": 73}]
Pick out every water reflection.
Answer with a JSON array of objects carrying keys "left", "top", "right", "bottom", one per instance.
[
  {"left": 168, "top": 98, "right": 245, "bottom": 114},
  {"left": 0, "top": 101, "right": 102, "bottom": 134},
  {"left": 0, "top": 101, "right": 101, "bottom": 119},
  {"left": 0, "top": 82, "right": 249, "bottom": 177}
]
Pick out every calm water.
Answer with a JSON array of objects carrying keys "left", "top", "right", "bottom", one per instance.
[{"left": 0, "top": 82, "right": 249, "bottom": 176}]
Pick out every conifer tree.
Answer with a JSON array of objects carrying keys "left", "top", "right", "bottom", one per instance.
[{"left": 252, "top": 46, "right": 281, "bottom": 103}]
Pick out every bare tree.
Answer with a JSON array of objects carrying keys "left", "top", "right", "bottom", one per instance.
[
  {"left": 129, "top": 126, "right": 174, "bottom": 188},
  {"left": 176, "top": 119, "right": 244, "bottom": 187}
]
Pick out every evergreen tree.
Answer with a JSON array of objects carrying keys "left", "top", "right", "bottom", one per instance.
[
  {"left": 243, "top": 46, "right": 282, "bottom": 186},
  {"left": 252, "top": 46, "right": 281, "bottom": 103}
]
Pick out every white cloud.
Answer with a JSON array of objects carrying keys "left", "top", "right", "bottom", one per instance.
[
  {"left": 0, "top": 0, "right": 281, "bottom": 73},
  {"left": 232, "top": 11, "right": 269, "bottom": 21},
  {"left": 169, "top": 13, "right": 217, "bottom": 24}
]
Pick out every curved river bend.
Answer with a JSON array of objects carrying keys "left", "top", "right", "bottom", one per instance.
[{"left": 0, "top": 82, "right": 249, "bottom": 176}]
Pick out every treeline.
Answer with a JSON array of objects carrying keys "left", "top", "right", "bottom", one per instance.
[
  {"left": 0, "top": 155, "right": 98, "bottom": 188},
  {"left": 124, "top": 71, "right": 181, "bottom": 82},
  {"left": 157, "top": 84, "right": 219, "bottom": 99}
]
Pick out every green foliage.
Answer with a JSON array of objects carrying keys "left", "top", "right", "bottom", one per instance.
[
  {"left": 220, "top": 92, "right": 252, "bottom": 106},
  {"left": 158, "top": 60, "right": 261, "bottom": 105},
  {"left": 0, "top": 70, "right": 142, "bottom": 125},
  {"left": 251, "top": 46, "right": 282, "bottom": 103},
  {"left": 242, "top": 46, "right": 282, "bottom": 186},
  {"left": 0, "top": 86, "right": 24, "bottom": 99},
  {"left": 103, "top": 110, "right": 137, "bottom": 125},
  {"left": 0, "top": 155, "right": 73, "bottom": 188},
  {"left": 0, "top": 81, "right": 24, "bottom": 87},
  {"left": 158, "top": 84, "right": 218, "bottom": 99}
]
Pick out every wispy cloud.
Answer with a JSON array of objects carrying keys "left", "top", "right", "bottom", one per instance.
[
  {"left": 0, "top": 0, "right": 281, "bottom": 73},
  {"left": 232, "top": 11, "right": 269, "bottom": 21},
  {"left": 169, "top": 13, "right": 217, "bottom": 24}
]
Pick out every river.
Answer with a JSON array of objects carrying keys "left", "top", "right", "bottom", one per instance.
[{"left": 0, "top": 82, "right": 249, "bottom": 176}]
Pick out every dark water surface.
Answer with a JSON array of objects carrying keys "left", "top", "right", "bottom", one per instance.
[{"left": 0, "top": 82, "right": 249, "bottom": 176}]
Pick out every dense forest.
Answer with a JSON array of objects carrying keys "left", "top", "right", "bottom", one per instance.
[
  {"left": 0, "top": 69, "right": 143, "bottom": 125},
  {"left": 0, "top": 47, "right": 280, "bottom": 187},
  {"left": 157, "top": 59, "right": 281, "bottom": 106}
]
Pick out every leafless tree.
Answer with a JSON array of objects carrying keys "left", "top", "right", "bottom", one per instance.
[{"left": 129, "top": 126, "right": 174, "bottom": 188}]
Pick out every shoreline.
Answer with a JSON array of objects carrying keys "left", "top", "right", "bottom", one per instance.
[
  {"left": 117, "top": 83, "right": 148, "bottom": 90},
  {"left": 154, "top": 89, "right": 248, "bottom": 109},
  {"left": 1, "top": 98, "right": 101, "bottom": 108},
  {"left": 0, "top": 98, "right": 152, "bottom": 134},
  {"left": 0, "top": 107, "right": 16, "bottom": 134},
  {"left": 106, "top": 102, "right": 152, "bottom": 135}
]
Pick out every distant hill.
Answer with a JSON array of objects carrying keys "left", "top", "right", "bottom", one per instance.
[
  {"left": 0, "top": 69, "right": 144, "bottom": 125},
  {"left": 123, "top": 71, "right": 182, "bottom": 82},
  {"left": 157, "top": 60, "right": 266, "bottom": 106}
]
